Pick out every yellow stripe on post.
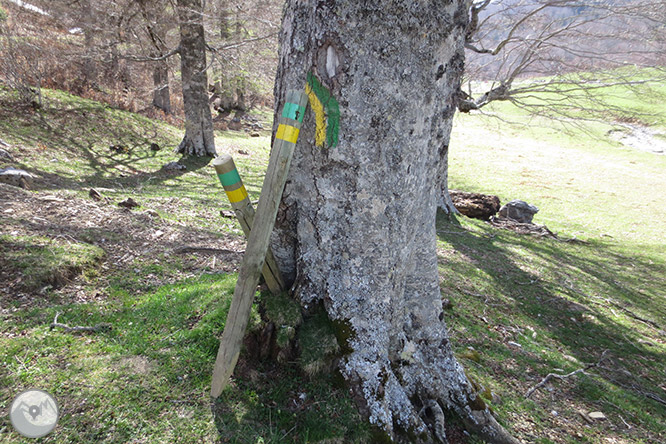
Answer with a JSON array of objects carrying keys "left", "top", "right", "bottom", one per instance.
[
  {"left": 212, "top": 154, "right": 285, "bottom": 296},
  {"left": 276, "top": 124, "right": 300, "bottom": 144},
  {"left": 225, "top": 185, "right": 248, "bottom": 203}
]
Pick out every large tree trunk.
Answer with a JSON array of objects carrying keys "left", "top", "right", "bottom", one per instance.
[
  {"left": 176, "top": 0, "right": 216, "bottom": 156},
  {"left": 271, "top": 1, "right": 517, "bottom": 443}
]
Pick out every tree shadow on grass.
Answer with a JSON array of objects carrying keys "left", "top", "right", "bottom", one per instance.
[
  {"left": 0, "top": 98, "right": 215, "bottom": 193},
  {"left": 435, "top": 212, "right": 666, "bottom": 414}
]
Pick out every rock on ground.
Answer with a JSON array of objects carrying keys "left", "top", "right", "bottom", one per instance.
[
  {"left": 0, "top": 168, "right": 34, "bottom": 189},
  {"left": 0, "top": 148, "right": 14, "bottom": 161},
  {"left": 163, "top": 162, "right": 186, "bottom": 171},
  {"left": 499, "top": 200, "right": 539, "bottom": 223}
]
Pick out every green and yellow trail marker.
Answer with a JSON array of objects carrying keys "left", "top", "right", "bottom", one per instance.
[
  {"left": 305, "top": 72, "right": 340, "bottom": 148},
  {"left": 213, "top": 155, "right": 284, "bottom": 295},
  {"left": 214, "top": 156, "right": 250, "bottom": 206}
]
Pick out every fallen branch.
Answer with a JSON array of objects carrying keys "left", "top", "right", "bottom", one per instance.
[
  {"left": 599, "top": 366, "right": 666, "bottom": 408},
  {"left": 525, "top": 350, "right": 608, "bottom": 398},
  {"left": 172, "top": 246, "right": 240, "bottom": 255},
  {"left": 614, "top": 304, "right": 662, "bottom": 331},
  {"left": 49, "top": 313, "right": 112, "bottom": 334},
  {"left": 554, "top": 235, "right": 590, "bottom": 244},
  {"left": 589, "top": 298, "right": 662, "bottom": 331},
  {"left": 645, "top": 392, "right": 666, "bottom": 407}
]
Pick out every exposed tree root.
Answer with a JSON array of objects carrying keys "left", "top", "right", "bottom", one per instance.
[{"left": 423, "top": 400, "right": 447, "bottom": 443}]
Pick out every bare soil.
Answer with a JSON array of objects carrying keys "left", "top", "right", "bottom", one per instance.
[{"left": 0, "top": 183, "right": 244, "bottom": 308}]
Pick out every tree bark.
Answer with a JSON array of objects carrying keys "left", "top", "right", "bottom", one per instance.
[
  {"left": 272, "top": 1, "right": 517, "bottom": 443},
  {"left": 152, "top": 61, "right": 171, "bottom": 114},
  {"left": 437, "top": 145, "right": 458, "bottom": 215},
  {"left": 176, "top": 0, "right": 216, "bottom": 156},
  {"left": 80, "top": 0, "right": 97, "bottom": 88}
]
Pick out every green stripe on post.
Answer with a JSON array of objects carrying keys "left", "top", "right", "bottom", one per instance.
[
  {"left": 213, "top": 154, "right": 251, "bottom": 209},
  {"left": 282, "top": 102, "right": 306, "bottom": 122},
  {"left": 218, "top": 169, "right": 242, "bottom": 187}
]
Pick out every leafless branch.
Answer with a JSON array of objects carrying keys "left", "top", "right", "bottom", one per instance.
[
  {"left": 525, "top": 350, "right": 609, "bottom": 398},
  {"left": 119, "top": 47, "right": 180, "bottom": 62},
  {"left": 459, "top": 0, "right": 666, "bottom": 125},
  {"left": 50, "top": 312, "right": 112, "bottom": 334},
  {"left": 206, "top": 32, "right": 278, "bottom": 53}
]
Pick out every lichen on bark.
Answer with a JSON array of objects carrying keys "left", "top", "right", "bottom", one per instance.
[{"left": 271, "top": 1, "right": 518, "bottom": 443}]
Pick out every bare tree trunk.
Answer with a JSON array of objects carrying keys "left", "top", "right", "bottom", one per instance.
[
  {"left": 152, "top": 61, "right": 171, "bottom": 114},
  {"left": 438, "top": 145, "right": 458, "bottom": 215},
  {"left": 137, "top": 0, "right": 173, "bottom": 114},
  {"left": 271, "top": 1, "right": 517, "bottom": 443},
  {"left": 80, "top": 0, "right": 97, "bottom": 88},
  {"left": 176, "top": 0, "right": 216, "bottom": 156}
]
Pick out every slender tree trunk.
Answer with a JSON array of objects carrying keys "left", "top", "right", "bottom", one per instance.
[
  {"left": 80, "top": 0, "right": 97, "bottom": 88},
  {"left": 152, "top": 61, "right": 171, "bottom": 114},
  {"left": 176, "top": 0, "right": 216, "bottom": 156},
  {"left": 271, "top": 1, "right": 517, "bottom": 443},
  {"left": 138, "top": 0, "right": 172, "bottom": 114},
  {"left": 438, "top": 146, "right": 459, "bottom": 215}
]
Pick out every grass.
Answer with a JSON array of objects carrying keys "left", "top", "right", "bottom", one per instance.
[
  {"left": 445, "top": 91, "right": 666, "bottom": 442},
  {"left": 1, "top": 273, "right": 230, "bottom": 443},
  {"left": 450, "top": 105, "right": 666, "bottom": 254},
  {"left": 436, "top": 217, "right": 665, "bottom": 443},
  {"left": 1, "top": 80, "right": 665, "bottom": 443},
  {"left": 0, "top": 234, "right": 105, "bottom": 291},
  {"left": 0, "top": 87, "right": 271, "bottom": 236}
]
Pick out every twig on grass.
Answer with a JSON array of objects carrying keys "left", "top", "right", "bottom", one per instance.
[
  {"left": 554, "top": 235, "right": 590, "bottom": 244},
  {"left": 589, "top": 298, "right": 662, "bottom": 331},
  {"left": 172, "top": 246, "right": 240, "bottom": 255},
  {"left": 606, "top": 373, "right": 666, "bottom": 407},
  {"left": 49, "top": 312, "right": 112, "bottom": 334},
  {"left": 525, "top": 350, "right": 608, "bottom": 398},
  {"left": 515, "top": 278, "right": 539, "bottom": 286}
]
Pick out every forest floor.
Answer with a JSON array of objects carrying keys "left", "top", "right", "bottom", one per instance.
[{"left": 0, "top": 86, "right": 664, "bottom": 444}]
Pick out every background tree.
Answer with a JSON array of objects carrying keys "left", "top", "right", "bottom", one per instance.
[
  {"left": 137, "top": 0, "right": 174, "bottom": 114},
  {"left": 460, "top": 0, "right": 666, "bottom": 119},
  {"left": 205, "top": 0, "right": 281, "bottom": 113},
  {"left": 434, "top": 0, "right": 666, "bottom": 213},
  {"left": 271, "top": 1, "right": 517, "bottom": 442},
  {"left": 176, "top": 0, "right": 216, "bottom": 156}
]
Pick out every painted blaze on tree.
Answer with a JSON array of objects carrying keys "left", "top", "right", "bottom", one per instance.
[{"left": 271, "top": 1, "right": 517, "bottom": 443}]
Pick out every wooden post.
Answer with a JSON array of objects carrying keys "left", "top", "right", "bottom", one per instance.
[
  {"left": 213, "top": 155, "right": 285, "bottom": 294},
  {"left": 211, "top": 90, "right": 308, "bottom": 398}
]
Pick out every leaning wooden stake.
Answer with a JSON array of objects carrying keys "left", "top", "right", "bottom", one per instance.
[
  {"left": 213, "top": 155, "right": 285, "bottom": 294},
  {"left": 211, "top": 90, "right": 308, "bottom": 398}
]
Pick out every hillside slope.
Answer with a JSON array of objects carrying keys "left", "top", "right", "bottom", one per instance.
[{"left": 0, "top": 87, "right": 664, "bottom": 443}]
